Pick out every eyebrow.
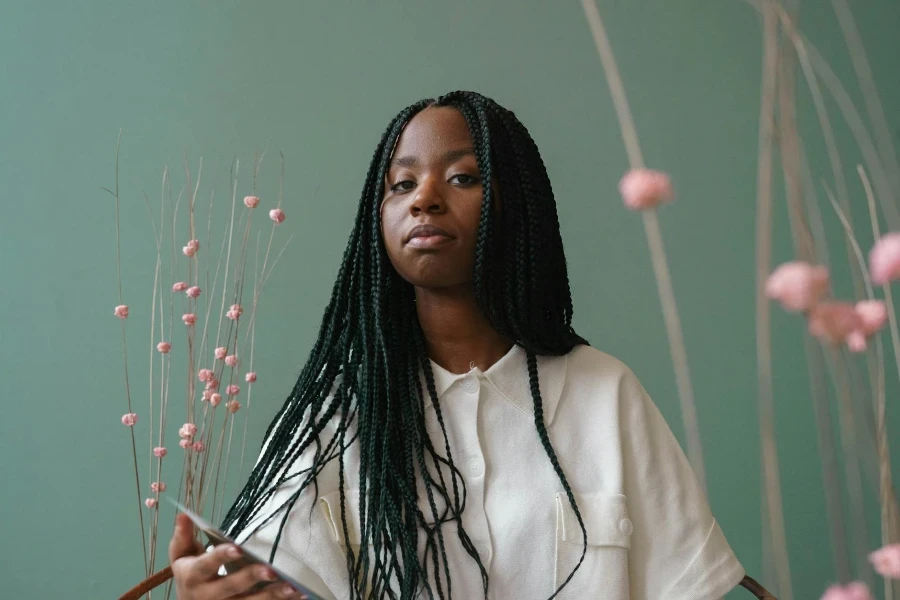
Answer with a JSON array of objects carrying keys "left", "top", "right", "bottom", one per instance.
[{"left": 390, "top": 147, "right": 476, "bottom": 168}]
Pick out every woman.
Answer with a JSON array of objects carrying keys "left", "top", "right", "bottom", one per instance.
[{"left": 169, "top": 91, "right": 745, "bottom": 600}]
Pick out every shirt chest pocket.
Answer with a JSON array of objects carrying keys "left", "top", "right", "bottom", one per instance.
[{"left": 555, "top": 492, "right": 632, "bottom": 599}]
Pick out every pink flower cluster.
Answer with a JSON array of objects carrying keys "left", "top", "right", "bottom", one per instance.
[
  {"left": 121, "top": 413, "right": 138, "bottom": 427},
  {"left": 179, "top": 422, "right": 198, "bottom": 439},
  {"left": 226, "top": 304, "right": 243, "bottom": 321},
  {"left": 820, "top": 582, "right": 872, "bottom": 600},
  {"left": 244, "top": 195, "right": 260, "bottom": 208},
  {"left": 870, "top": 544, "right": 900, "bottom": 579},
  {"left": 269, "top": 208, "right": 286, "bottom": 224},
  {"left": 225, "top": 354, "right": 239, "bottom": 367},
  {"left": 245, "top": 372, "right": 257, "bottom": 383},
  {"left": 150, "top": 481, "right": 166, "bottom": 493},
  {"left": 182, "top": 239, "right": 200, "bottom": 257},
  {"left": 114, "top": 305, "right": 129, "bottom": 319},
  {"left": 766, "top": 261, "right": 888, "bottom": 352},
  {"left": 619, "top": 169, "right": 674, "bottom": 211}
]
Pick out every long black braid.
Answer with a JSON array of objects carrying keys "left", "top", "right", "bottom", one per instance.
[{"left": 220, "top": 91, "right": 589, "bottom": 599}]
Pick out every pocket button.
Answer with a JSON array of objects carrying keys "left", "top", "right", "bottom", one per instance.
[{"left": 619, "top": 518, "right": 633, "bottom": 536}]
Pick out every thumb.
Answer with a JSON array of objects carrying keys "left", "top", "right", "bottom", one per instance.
[{"left": 169, "top": 513, "right": 204, "bottom": 563}]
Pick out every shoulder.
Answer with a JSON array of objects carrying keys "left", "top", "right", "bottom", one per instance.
[{"left": 563, "top": 344, "right": 645, "bottom": 402}]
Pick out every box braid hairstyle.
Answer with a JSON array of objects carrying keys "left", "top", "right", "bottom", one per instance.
[{"left": 220, "top": 91, "right": 589, "bottom": 599}]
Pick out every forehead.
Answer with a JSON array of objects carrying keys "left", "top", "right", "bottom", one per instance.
[{"left": 392, "top": 107, "right": 473, "bottom": 158}]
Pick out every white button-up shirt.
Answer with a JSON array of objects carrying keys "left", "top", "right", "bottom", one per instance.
[{"left": 235, "top": 344, "right": 744, "bottom": 599}]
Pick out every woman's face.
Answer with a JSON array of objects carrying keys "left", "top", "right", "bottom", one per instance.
[{"left": 381, "top": 106, "right": 484, "bottom": 289}]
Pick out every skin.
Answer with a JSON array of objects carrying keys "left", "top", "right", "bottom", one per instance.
[{"left": 169, "top": 105, "right": 510, "bottom": 599}]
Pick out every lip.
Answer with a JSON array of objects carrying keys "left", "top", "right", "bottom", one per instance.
[{"left": 405, "top": 224, "right": 454, "bottom": 248}]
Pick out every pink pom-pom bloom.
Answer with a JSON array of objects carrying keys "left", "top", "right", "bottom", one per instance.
[
  {"left": 153, "top": 446, "right": 167, "bottom": 458},
  {"left": 820, "top": 582, "right": 873, "bottom": 600},
  {"left": 856, "top": 300, "right": 888, "bottom": 336},
  {"left": 114, "top": 305, "right": 129, "bottom": 319},
  {"left": 209, "top": 392, "right": 223, "bottom": 407},
  {"left": 765, "top": 262, "right": 830, "bottom": 313},
  {"left": 226, "top": 384, "right": 240, "bottom": 396},
  {"left": 150, "top": 481, "right": 167, "bottom": 493},
  {"left": 183, "top": 239, "right": 200, "bottom": 257},
  {"left": 808, "top": 302, "right": 864, "bottom": 348},
  {"left": 121, "top": 413, "right": 138, "bottom": 427},
  {"left": 201, "top": 389, "right": 213, "bottom": 401},
  {"left": 198, "top": 368, "right": 213, "bottom": 382},
  {"left": 205, "top": 377, "right": 219, "bottom": 391},
  {"left": 172, "top": 281, "right": 188, "bottom": 292},
  {"left": 179, "top": 439, "right": 192, "bottom": 449},
  {"left": 192, "top": 441, "right": 205, "bottom": 452},
  {"left": 227, "top": 400, "right": 242, "bottom": 414},
  {"left": 245, "top": 372, "right": 257, "bottom": 383},
  {"left": 269, "top": 208, "right": 286, "bottom": 224},
  {"left": 186, "top": 286, "right": 201, "bottom": 299},
  {"left": 870, "top": 544, "right": 900, "bottom": 579},
  {"left": 226, "top": 304, "right": 244, "bottom": 321},
  {"left": 225, "top": 354, "right": 239, "bottom": 367},
  {"left": 215, "top": 347, "right": 227, "bottom": 360},
  {"left": 619, "top": 169, "right": 674, "bottom": 211},
  {"left": 145, "top": 498, "right": 158, "bottom": 509},
  {"left": 869, "top": 233, "right": 900, "bottom": 286},
  {"left": 244, "top": 195, "right": 260, "bottom": 208},
  {"left": 182, "top": 313, "right": 197, "bottom": 326},
  {"left": 178, "top": 423, "right": 198, "bottom": 439},
  {"left": 156, "top": 342, "right": 171, "bottom": 354}
]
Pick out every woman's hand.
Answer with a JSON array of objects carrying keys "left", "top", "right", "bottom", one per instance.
[{"left": 169, "top": 513, "right": 307, "bottom": 599}]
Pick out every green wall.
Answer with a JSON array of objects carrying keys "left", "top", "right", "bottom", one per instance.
[{"left": 2, "top": 1, "right": 899, "bottom": 598}]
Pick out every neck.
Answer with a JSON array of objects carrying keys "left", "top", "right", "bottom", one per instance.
[{"left": 415, "top": 284, "right": 512, "bottom": 375}]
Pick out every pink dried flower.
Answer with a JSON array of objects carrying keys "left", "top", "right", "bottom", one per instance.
[
  {"left": 808, "top": 302, "right": 864, "bottom": 347},
  {"left": 215, "top": 347, "right": 227, "bottom": 360},
  {"left": 226, "top": 304, "right": 244, "bottom": 321},
  {"left": 226, "top": 384, "right": 240, "bottom": 396},
  {"left": 856, "top": 300, "right": 888, "bottom": 335},
  {"left": 198, "top": 368, "right": 213, "bottom": 382},
  {"left": 153, "top": 446, "right": 167, "bottom": 458},
  {"left": 178, "top": 423, "right": 198, "bottom": 439},
  {"left": 179, "top": 439, "right": 191, "bottom": 449},
  {"left": 820, "top": 582, "right": 872, "bottom": 600},
  {"left": 186, "top": 286, "right": 201, "bottom": 299},
  {"left": 225, "top": 354, "right": 239, "bottom": 367},
  {"left": 182, "top": 245, "right": 196, "bottom": 257},
  {"left": 619, "top": 169, "right": 674, "bottom": 211},
  {"left": 182, "top": 313, "right": 197, "bottom": 326},
  {"left": 869, "top": 233, "right": 900, "bottom": 286},
  {"left": 269, "top": 208, "right": 286, "bottom": 224},
  {"left": 226, "top": 400, "right": 241, "bottom": 413},
  {"left": 870, "top": 544, "right": 900, "bottom": 579},
  {"left": 209, "top": 392, "right": 222, "bottom": 407},
  {"left": 205, "top": 377, "right": 219, "bottom": 391},
  {"left": 150, "top": 481, "right": 166, "bottom": 493},
  {"left": 121, "top": 413, "right": 138, "bottom": 426},
  {"left": 201, "top": 389, "right": 213, "bottom": 401},
  {"left": 244, "top": 195, "right": 260, "bottom": 208},
  {"left": 156, "top": 341, "right": 171, "bottom": 354},
  {"left": 192, "top": 441, "right": 205, "bottom": 452},
  {"left": 114, "top": 305, "right": 129, "bottom": 319},
  {"left": 145, "top": 498, "right": 158, "bottom": 509},
  {"left": 765, "top": 262, "right": 830, "bottom": 313},
  {"left": 172, "top": 281, "right": 188, "bottom": 292},
  {"left": 245, "top": 372, "right": 257, "bottom": 383}
]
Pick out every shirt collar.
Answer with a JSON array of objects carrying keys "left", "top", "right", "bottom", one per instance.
[{"left": 424, "top": 344, "right": 569, "bottom": 426}]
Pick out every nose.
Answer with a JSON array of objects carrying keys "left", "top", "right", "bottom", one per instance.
[{"left": 409, "top": 177, "right": 446, "bottom": 216}]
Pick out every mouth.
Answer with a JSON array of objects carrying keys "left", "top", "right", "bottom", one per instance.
[{"left": 405, "top": 224, "right": 454, "bottom": 249}]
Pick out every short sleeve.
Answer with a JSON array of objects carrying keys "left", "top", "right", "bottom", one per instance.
[{"left": 619, "top": 370, "right": 745, "bottom": 600}]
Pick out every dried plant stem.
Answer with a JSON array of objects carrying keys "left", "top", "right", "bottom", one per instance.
[
  {"left": 580, "top": 0, "right": 706, "bottom": 494},
  {"left": 105, "top": 129, "right": 150, "bottom": 576},
  {"left": 753, "top": 3, "right": 793, "bottom": 597}
]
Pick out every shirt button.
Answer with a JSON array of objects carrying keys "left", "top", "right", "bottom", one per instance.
[
  {"left": 619, "top": 518, "right": 633, "bottom": 536},
  {"left": 467, "top": 457, "right": 484, "bottom": 477},
  {"left": 460, "top": 377, "right": 478, "bottom": 394}
]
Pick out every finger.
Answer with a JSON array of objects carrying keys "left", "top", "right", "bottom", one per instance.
[
  {"left": 179, "top": 542, "right": 245, "bottom": 585},
  {"left": 169, "top": 514, "right": 204, "bottom": 562},
  {"left": 236, "top": 580, "right": 309, "bottom": 600},
  {"left": 202, "top": 564, "right": 282, "bottom": 599}
]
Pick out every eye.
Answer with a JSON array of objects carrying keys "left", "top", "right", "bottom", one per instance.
[
  {"left": 450, "top": 173, "right": 481, "bottom": 186},
  {"left": 390, "top": 180, "right": 416, "bottom": 193}
]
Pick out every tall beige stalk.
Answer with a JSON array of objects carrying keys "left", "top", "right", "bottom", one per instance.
[{"left": 579, "top": 0, "right": 706, "bottom": 495}]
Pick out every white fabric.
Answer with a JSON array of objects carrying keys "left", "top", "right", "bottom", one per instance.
[{"left": 233, "top": 344, "right": 744, "bottom": 599}]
